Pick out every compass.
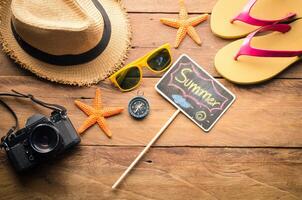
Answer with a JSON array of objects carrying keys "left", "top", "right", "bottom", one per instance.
[{"left": 128, "top": 94, "right": 150, "bottom": 120}]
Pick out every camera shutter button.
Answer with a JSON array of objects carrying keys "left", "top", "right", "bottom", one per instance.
[{"left": 28, "top": 155, "right": 34, "bottom": 161}]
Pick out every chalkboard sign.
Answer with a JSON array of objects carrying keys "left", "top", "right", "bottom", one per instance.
[{"left": 156, "top": 54, "right": 235, "bottom": 132}]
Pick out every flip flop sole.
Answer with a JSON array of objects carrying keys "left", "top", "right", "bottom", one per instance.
[
  {"left": 214, "top": 19, "right": 302, "bottom": 84},
  {"left": 211, "top": 0, "right": 302, "bottom": 39}
]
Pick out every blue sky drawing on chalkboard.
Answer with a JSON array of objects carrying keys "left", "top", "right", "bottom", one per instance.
[{"left": 171, "top": 94, "right": 193, "bottom": 109}]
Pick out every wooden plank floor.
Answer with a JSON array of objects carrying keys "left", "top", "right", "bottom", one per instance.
[{"left": 0, "top": 1, "right": 301, "bottom": 199}]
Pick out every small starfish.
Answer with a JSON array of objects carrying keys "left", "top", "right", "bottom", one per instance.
[
  {"left": 160, "top": 0, "right": 208, "bottom": 48},
  {"left": 75, "top": 88, "right": 124, "bottom": 138}
]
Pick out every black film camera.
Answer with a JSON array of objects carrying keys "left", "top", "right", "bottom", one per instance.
[{"left": 0, "top": 91, "right": 80, "bottom": 172}]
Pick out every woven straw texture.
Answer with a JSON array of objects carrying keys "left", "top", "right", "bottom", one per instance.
[{"left": 0, "top": 0, "right": 132, "bottom": 86}]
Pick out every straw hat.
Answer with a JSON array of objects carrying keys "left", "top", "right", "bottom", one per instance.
[{"left": 0, "top": 0, "right": 131, "bottom": 86}]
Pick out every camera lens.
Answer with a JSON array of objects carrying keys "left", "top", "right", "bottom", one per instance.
[{"left": 30, "top": 124, "right": 60, "bottom": 154}]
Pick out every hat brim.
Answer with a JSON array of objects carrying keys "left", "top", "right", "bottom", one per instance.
[{"left": 0, "top": 0, "right": 131, "bottom": 86}]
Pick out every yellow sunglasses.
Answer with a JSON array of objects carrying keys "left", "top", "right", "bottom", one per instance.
[{"left": 109, "top": 43, "right": 172, "bottom": 92}]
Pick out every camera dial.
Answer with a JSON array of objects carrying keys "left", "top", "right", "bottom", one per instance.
[{"left": 30, "top": 124, "right": 60, "bottom": 154}]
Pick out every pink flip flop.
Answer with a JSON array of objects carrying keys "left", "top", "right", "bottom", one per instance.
[
  {"left": 211, "top": 0, "right": 301, "bottom": 39},
  {"left": 215, "top": 19, "right": 302, "bottom": 84}
]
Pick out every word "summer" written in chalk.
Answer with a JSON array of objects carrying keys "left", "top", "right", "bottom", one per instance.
[{"left": 174, "top": 68, "right": 221, "bottom": 107}]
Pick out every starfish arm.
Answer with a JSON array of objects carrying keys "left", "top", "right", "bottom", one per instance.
[
  {"left": 97, "top": 117, "right": 112, "bottom": 138},
  {"left": 174, "top": 26, "right": 187, "bottom": 48},
  {"left": 179, "top": 0, "right": 188, "bottom": 19},
  {"left": 187, "top": 26, "right": 202, "bottom": 45},
  {"left": 93, "top": 88, "right": 102, "bottom": 109},
  {"left": 160, "top": 18, "right": 180, "bottom": 28},
  {"left": 77, "top": 115, "right": 97, "bottom": 134},
  {"left": 75, "top": 100, "right": 95, "bottom": 116},
  {"left": 187, "top": 14, "right": 208, "bottom": 27},
  {"left": 102, "top": 107, "right": 124, "bottom": 117}
]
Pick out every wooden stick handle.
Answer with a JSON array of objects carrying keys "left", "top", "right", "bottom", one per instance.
[{"left": 112, "top": 109, "right": 181, "bottom": 189}]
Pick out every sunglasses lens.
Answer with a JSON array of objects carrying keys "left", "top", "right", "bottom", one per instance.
[
  {"left": 115, "top": 67, "right": 141, "bottom": 90},
  {"left": 147, "top": 48, "right": 171, "bottom": 71}
]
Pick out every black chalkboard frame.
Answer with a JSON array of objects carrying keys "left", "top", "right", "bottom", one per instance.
[{"left": 155, "top": 54, "right": 236, "bottom": 132}]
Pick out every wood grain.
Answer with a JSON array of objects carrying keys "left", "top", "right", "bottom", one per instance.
[
  {"left": 0, "top": 77, "right": 301, "bottom": 147},
  {"left": 122, "top": 0, "right": 216, "bottom": 13},
  {"left": 0, "top": 147, "right": 301, "bottom": 200}
]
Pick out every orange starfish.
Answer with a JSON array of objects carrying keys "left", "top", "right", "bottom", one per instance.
[
  {"left": 74, "top": 88, "right": 124, "bottom": 138},
  {"left": 160, "top": 0, "right": 208, "bottom": 48}
]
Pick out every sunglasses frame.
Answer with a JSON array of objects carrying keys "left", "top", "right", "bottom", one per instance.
[{"left": 109, "top": 43, "right": 172, "bottom": 92}]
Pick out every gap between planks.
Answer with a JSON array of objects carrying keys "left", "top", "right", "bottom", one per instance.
[{"left": 77, "top": 145, "right": 302, "bottom": 149}]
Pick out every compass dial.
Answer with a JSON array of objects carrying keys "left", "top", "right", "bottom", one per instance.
[{"left": 128, "top": 96, "right": 150, "bottom": 119}]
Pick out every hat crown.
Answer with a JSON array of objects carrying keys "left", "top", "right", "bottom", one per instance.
[{"left": 11, "top": 0, "right": 104, "bottom": 55}]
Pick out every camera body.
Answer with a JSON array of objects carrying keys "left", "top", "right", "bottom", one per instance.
[{"left": 4, "top": 111, "right": 80, "bottom": 172}]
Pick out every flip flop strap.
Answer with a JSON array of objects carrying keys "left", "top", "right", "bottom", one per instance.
[
  {"left": 234, "top": 24, "right": 302, "bottom": 60},
  {"left": 230, "top": 0, "right": 296, "bottom": 26}
]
